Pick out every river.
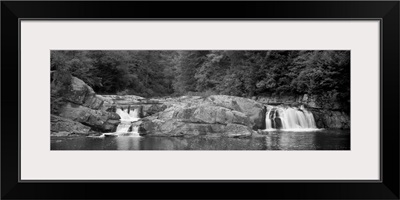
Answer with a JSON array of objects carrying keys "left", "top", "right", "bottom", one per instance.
[{"left": 51, "top": 129, "right": 350, "bottom": 150}]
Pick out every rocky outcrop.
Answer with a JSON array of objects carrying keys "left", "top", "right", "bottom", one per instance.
[
  {"left": 51, "top": 115, "right": 91, "bottom": 136},
  {"left": 138, "top": 97, "right": 261, "bottom": 138},
  {"left": 205, "top": 95, "right": 266, "bottom": 130},
  {"left": 97, "top": 95, "right": 168, "bottom": 118},
  {"left": 222, "top": 124, "right": 254, "bottom": 137},
  {"left": 51, "top": 71, "right": 121, "bottom": 133},
  {"left": 58, "top": 102, "right": 121, "bottom": 132},
  {"left": 97, "top": 95, "right": 145, "bottom": 111},
  {"left": 174, "top": 105, "right": 251, "bottom": 126},
  {"left": 58, "top": 76, "right": 104, "bottom": 110},
  {"left": 142, "top": 104, "right": 168, "bottom": 117},
  {"left": 310, "top": 109, "right": 350, "bottom": 129},
  {"left": 51, "top": 70, "right": 350, "bottom": 137},
  {"left": 257, "top": 94, "right": 343, "bottom": 110},
  {"left": 51, "top": 72, "right": 105, "bottom": 111}
]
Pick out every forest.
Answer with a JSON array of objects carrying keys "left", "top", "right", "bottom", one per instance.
[{"left": 51, "top": 50, "right": 350, "bottom": 110}]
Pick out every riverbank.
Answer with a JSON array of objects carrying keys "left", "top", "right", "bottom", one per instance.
[{"left": 51, "top": 72, "right": 350, "bottom": 138}]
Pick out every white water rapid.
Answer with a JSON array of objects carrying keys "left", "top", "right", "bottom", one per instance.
[
  {"left": 113, "top": 108, "right": 141, "bottom": 137},
  {"left": 265, "top": 105, "right": 320, "bottom": 131},
  {"left": 116, "top": 108, "right": 140, "bottom": 122}
]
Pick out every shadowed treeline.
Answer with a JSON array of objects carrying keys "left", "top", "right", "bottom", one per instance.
[{"left": 51, "top": 50, "right": 350, "bottom": 111}]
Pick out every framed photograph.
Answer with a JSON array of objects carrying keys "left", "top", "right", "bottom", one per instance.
[{"left": 2, "top": 1, "right": 399, "bottom": 199}]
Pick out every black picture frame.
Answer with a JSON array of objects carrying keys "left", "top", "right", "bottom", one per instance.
[{"left": 2, "top": 1, "right": 399, "bottom": 199}]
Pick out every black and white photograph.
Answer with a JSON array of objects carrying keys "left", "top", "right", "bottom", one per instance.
[
  {"left": 4, "top": 1, "right": 398, "bottom": 199},
  {"left": 50, "top": 50, "right": 350, "bottom": 150}
]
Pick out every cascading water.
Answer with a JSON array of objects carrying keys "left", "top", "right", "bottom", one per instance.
[
  {"left": 265, "top": 105, "right": 319, "bottom": 131},
  {"left": 116, "top": 108, "right": 139, "bottom": 122},
  {"left": 114, "top": 108, "right": 141, "bottom": 137},
  {"left": 129, "top": 108, "right": 140, "bottom": 120},
  {"left": 115, "top": 122, "right": 132, "bottom": 133}
]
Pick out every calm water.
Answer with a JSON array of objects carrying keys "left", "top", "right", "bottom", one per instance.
[{"left": 51, "top": 129, "right": 350, "bottom": 150}]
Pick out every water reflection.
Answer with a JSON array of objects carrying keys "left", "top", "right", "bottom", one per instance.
[
  {"left": 115, "top": 137, "right": 140, "bottom": 150},
  {"left": 51, "top": 129, "right": 350, "bottom": 150},
  {"left": 263, "top": 131, "right": 317, "bottom": 150}
]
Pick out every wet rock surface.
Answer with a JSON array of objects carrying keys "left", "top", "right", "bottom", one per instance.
[{"left": 51, "top": 115, "right": 91, "bottom": 136}]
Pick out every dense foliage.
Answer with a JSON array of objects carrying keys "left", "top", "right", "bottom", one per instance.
[{"left": 51, "top": 50, "right": 350, "bottom": 110}]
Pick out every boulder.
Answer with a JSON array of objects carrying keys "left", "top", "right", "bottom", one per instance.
[
  {"left": 51, "top": 73, "right": 106, "bottom": 110},
  {"left": 138, "top": 103, "right": 255, "bottom": 137},
  {"left": 161, "top": 105, "right": 251, "bottom": 126},
  {"left": 205, "top": 95, "right": 265, "bottom": 130},
  {"left": 58, "top": 102, "right": 120, "bottom": 132},
  {"left": 63, "top": 76, "right": 95, "bottom": 105},
  {"left": 51, "top": 115, "right": 91, "bottom": 136},
  {"left": 139, "top": 118, "right": 253, "bottom": 138},
  {"left": 223, "top": 124, "right": 253, "bottom": 138},
  {"left": 139, "top": 118, "right": 226, "bottom": 137}
]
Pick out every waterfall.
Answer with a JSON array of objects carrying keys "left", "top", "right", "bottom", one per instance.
[
  {"left": 114, "top": 108, "right": 141, "bottom": 137},
  {"left": 116, "top": 108, "right": 139, "bottom": 122},
  {"left": 115, "top": 122, "right": 132, "bottom": 133},
  {"left": 129, "top": 108, "right": 140, "bottom": 120},
  {"left": 130, "top": 126, "right": 139, "bottom": 133},
  {"left": 265, "top": 105, "right": 319, "bottom": 131}
]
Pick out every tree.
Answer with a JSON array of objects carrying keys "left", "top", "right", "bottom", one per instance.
[
  {"left": 173, "top": 51, "right": 209, "bottom": 94},
  {"left": 50, "top": 50, "right": 350, "bottom": 112}
]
